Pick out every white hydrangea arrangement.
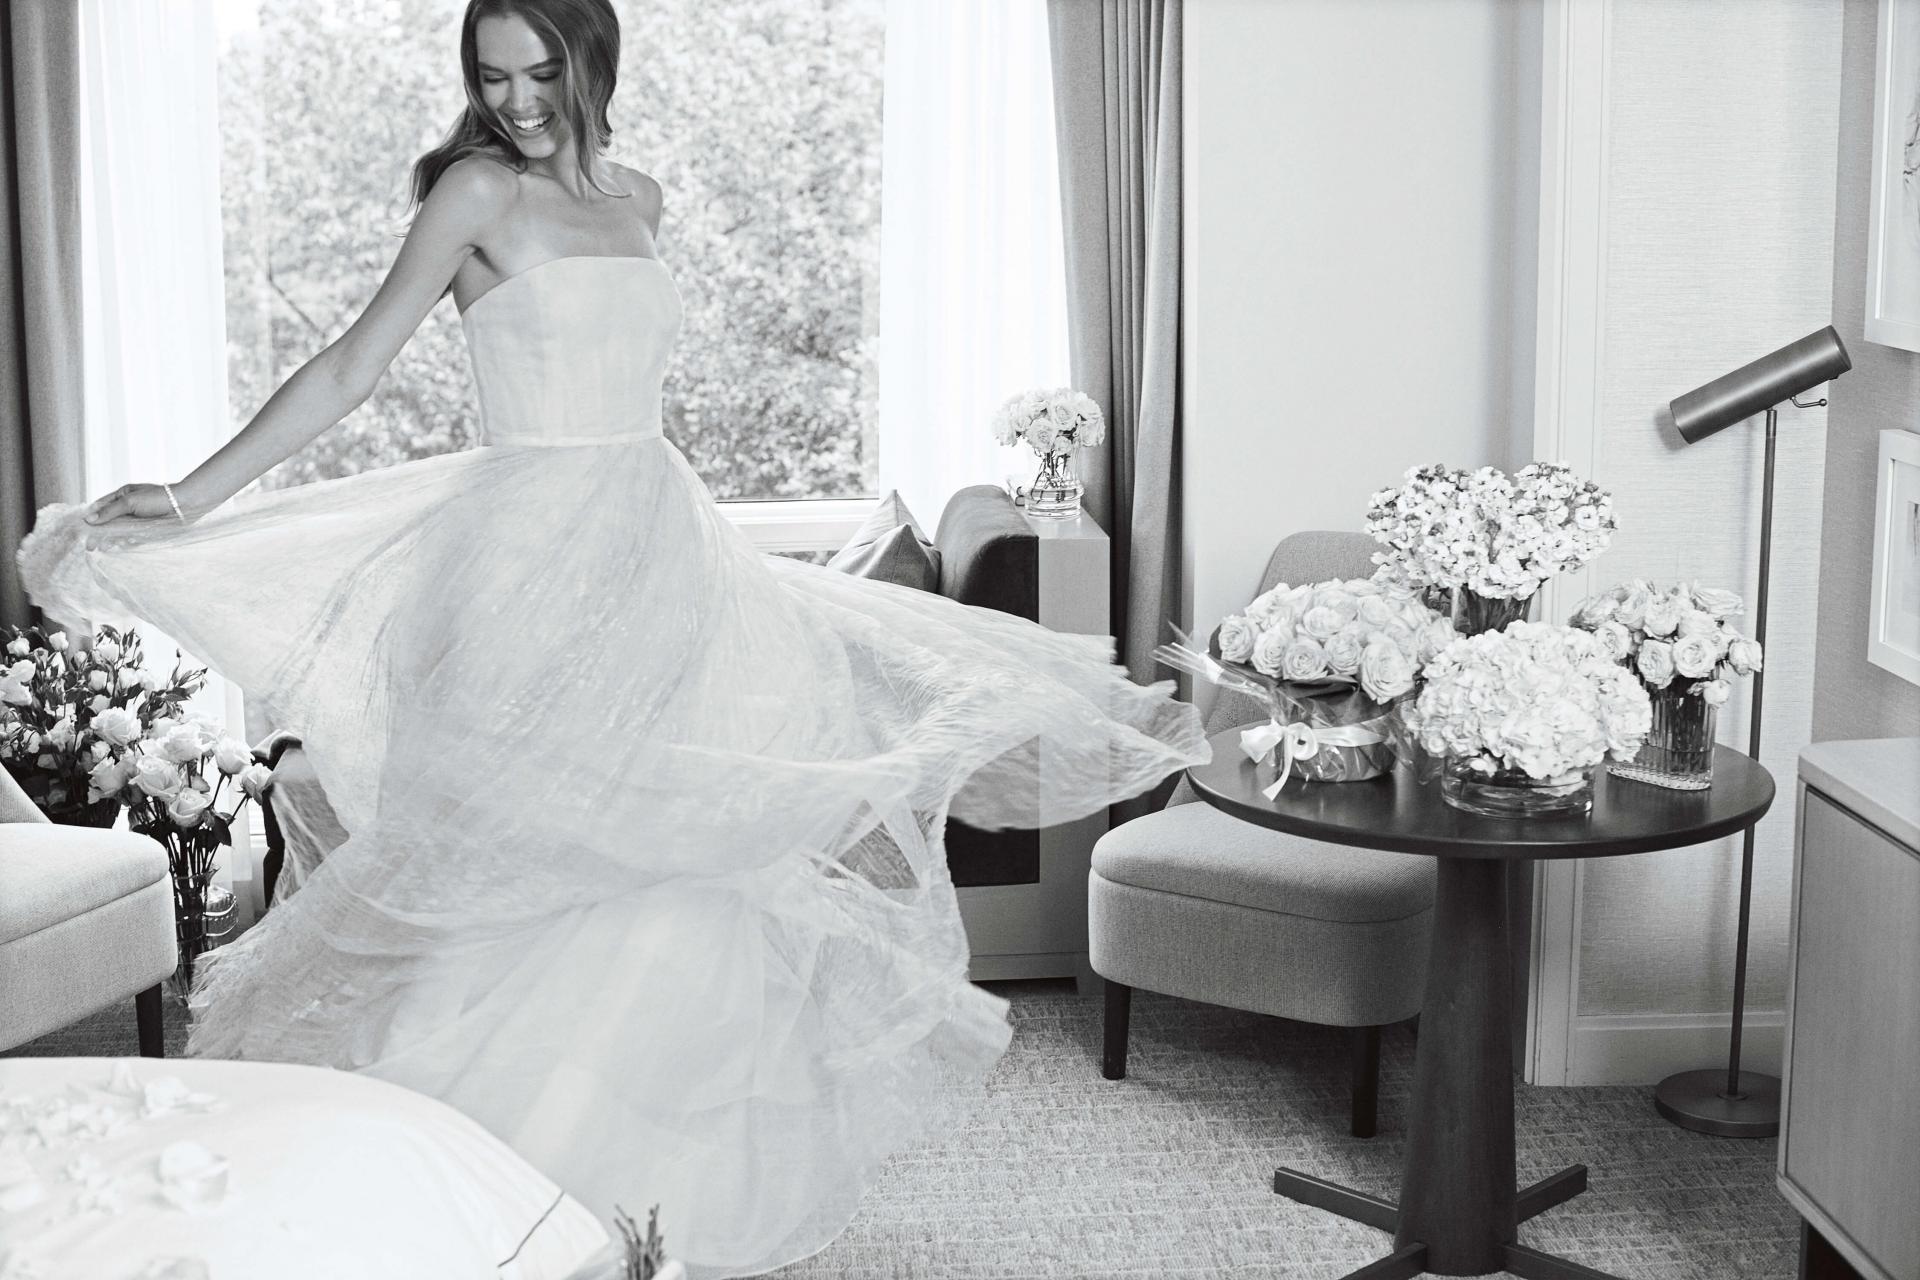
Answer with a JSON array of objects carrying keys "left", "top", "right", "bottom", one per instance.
[
  {"left": 1366, "top": 462, "right": 1616, "bottom": 600},
  {"left": 1215, "top": 576, "right": 1454, "bottom": 704},
  {"left": 1402, "top": 622, "right": 1653, "bottom": 782},
  {"left": 1568, "top": 579, "right": 1762, "bottom": 706},
  {"left": 989, "top": 387, "right": 1106, "bottom": 460}
]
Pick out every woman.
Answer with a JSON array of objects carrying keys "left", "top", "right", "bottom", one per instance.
[{"left": 19, "top": 1, "right": 1208, "bottom": 1275}]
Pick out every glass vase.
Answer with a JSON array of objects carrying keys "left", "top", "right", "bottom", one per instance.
[
  {"left": 1451, "top": 588, "right": 1532, "bottom": 637},
  {"left": 1027, "top": 449, "right": 1083, "bottom": 520},
  {"left": 1609, "top": 686, "right": 1716, "bottom": 790},
  {"left": 171, "top": 866, "right": 213, "bottom": 994},
  {"left": 1441, "top": 757, "right": 1597, "bottom": 818}
]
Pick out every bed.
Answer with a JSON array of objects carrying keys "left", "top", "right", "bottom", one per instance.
[{"left": 0, "top": 1056, "right": 637, "bottom": 1279}]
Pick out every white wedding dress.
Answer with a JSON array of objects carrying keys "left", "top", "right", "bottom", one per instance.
[{"left": 17, "top": 254, "right": 1210, "bottom": 1277}]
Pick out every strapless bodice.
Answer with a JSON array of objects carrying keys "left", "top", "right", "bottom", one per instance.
[{"left": 459, "top": 255, "right": 681, "bottom": 446}]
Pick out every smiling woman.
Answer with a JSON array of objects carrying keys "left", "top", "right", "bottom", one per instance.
[{"left": 213, "top": 0, "right": 886, "bottom": 506}]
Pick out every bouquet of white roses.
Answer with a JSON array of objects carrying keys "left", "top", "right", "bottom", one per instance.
[
  {"left": 990, "top": 387, "right": 1106, "bottom": 459},
  {"left": 1402, "top": 621, "right": 1653, "bottom": 782},
  {"left": 0, "top": 623, "right": 206, "bottom": 825},
  {"left": 1366, "top": 462, "right": 1616, "bottom": 601},
  {"left": 1568, "top": 579, "right": 1762, "bottom": 706},
  {"left": 99, "top": 712, "right": 274, "bottom": 990},
  {"left": 1153, "top": 577, "right": 1452, "bottom": 793},
  {"left": 1216, "top": 576, "right": 1455, "bottom": 703},
  {"left": 1, "top": 622, "right": 273, "bottom": 987}
]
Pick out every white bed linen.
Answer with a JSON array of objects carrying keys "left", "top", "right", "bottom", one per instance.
[{"left": 0, "top": 1057, "right": 609, "bottom": 1279}]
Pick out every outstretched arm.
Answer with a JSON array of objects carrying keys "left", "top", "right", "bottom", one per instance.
[{"left": 85, "top": 156, "right": 513, "bottom": 525}]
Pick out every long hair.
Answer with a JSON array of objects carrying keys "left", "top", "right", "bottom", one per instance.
[{"left": 403, "top": 0, "right": 624, "bottom": 223}]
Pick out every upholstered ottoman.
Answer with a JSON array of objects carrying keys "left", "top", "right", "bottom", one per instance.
[
  {"left": 1088, "top": 799, "right": 1433, "bottom": 1134},
  {"left": 0, "top": 824, "right": 177, "bottom": 1054}
]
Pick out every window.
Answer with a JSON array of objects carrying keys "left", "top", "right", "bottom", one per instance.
[{"left": 81, "top": 0, "right": 1065, "bottom": 902}]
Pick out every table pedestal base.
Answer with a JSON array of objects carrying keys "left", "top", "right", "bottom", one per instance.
[
  {"left": 1272, "top": 1165, "right": 1624, "bottom": 1278},
  {"left": 1270, "top": 860, "right": 1632, "bottom": 1280}
]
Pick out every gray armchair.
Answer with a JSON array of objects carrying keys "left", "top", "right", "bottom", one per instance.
[
  {"left": 0, "top": 767, "right": 175, "bottom": 1055},
  {"left": 1087, "top": 531, "right": 1435, "bottom": 1137}
]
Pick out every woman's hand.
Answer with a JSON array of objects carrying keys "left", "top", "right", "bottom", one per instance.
[{"left": 84, "top": 482, "right": 185, "bottom": 525}]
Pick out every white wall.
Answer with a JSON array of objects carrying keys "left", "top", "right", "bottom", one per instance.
[
  {"left": 1182, "top": 0, "right": 1538, "bottom": 689},
  {"left": 1536, "top": 0, "right": 1844, "bottom": 1084}
]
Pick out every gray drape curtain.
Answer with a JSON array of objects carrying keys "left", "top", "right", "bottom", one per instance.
[
  {"left": 0, "top": 0, "right": 85, "bottom": 630},
  {"left": 1047, "top": 0, "right": 1183, "bottom": 822}
]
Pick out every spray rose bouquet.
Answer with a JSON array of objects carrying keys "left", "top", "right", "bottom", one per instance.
[
  {"left": 989, "top": 387, "right": 1106, "bottom": 459},
  {"left": 1366, "top": 462, "right": 1616, "bottom": 603},
  {"left": 1568, "top": 579, "right": 1761, "bottom": 704},
  {"left": 1568, "top": 579, "right": 1760, "bottom": 789},
  {"left": 1153, "top": 577, "right": 1452, "bottom": 793}
]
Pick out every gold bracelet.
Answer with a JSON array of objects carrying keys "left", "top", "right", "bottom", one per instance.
[{"left": 162, "top": 483, "right": 186, "bottom": 525}]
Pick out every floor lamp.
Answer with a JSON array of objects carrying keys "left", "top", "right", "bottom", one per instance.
[{"left": 1657, "top": 324, "right": 1852, "bottom": 1138}]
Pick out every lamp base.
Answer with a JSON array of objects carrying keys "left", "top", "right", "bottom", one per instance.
[{"left": 1652, "top": 1068, "right": 1780, "bottom": 1138}]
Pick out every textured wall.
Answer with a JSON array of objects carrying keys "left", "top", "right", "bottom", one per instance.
[
  {"left": 1574, "top": 0, "right": 1844, "bottom": 1018},
  {"left": 1181, "top": 0, "right": 1538, "bottom": 701},
  {"left": 1811, "top": 0, "right": 1920, "bottom": 744}
]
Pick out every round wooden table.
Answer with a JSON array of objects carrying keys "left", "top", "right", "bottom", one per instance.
[{"left": 1184, "top": 732, "right": 1776, "bottom": 1280}]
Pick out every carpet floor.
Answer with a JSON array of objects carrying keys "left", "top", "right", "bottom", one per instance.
[{"left": 7, "top": 980, "right": 1798, "bottom": 1279}]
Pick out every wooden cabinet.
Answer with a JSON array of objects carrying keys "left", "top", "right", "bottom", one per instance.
[{"left": 1779, "top": 739, "right": 1920, "bottom": 1280}]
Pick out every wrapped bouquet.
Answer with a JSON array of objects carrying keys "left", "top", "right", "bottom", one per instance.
[{"left": 1154, "top": 577, "right": 1452, "bottom": 796}]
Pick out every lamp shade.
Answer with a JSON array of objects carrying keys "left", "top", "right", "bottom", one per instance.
[{"left": 1670, "top": 325, "right": 1851, "bottom": 444}]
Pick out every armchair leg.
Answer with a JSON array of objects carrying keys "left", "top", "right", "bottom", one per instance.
[
  {"left": 1102, "top": 979, "right": 1131, "bottom": 1080},
  {"left": 135, "top": 984, "right": 164, "bottom": 1058},
  {"left": 1350, "top": 1023, "right": 1382, "bottom": 1138}
]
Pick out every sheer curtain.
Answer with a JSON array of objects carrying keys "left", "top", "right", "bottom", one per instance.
[
  {"left": 877, "top": 0, "right": 1071, "bottom": 529},
  {"left": 79, "top": 0, "right": 259, "bottom": 885}
]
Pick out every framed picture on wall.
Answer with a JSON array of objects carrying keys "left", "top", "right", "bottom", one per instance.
[
  {"left": 1869, "top": 429, "right": 1920, "bottom": 684},
  {"left": 1866, "top": 0, "right": 1920, "bottom": 352}
]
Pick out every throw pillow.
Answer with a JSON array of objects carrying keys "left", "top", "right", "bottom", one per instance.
[{"left": 825, "top": 489, "right": 940, "bottom": 592}]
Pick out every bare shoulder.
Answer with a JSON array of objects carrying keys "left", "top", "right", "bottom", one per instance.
[
  {"left": 613, "top": 162, "right": 664, "bottom": 234},
  {"left": 612, "top": 161, "right": 662, "bottom": 203},
  {"left": 435, "top": 152, "right": 520, "bottom": 215}
]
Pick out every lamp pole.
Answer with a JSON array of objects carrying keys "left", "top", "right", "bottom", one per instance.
[{"left": 1653, "top": 393, "right": 1821, "bottom": 1138}]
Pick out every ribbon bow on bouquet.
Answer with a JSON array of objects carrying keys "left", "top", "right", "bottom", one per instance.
[
  {"left": 1151, "top": 619, "right": 1394, "bottom": 800},
  {"left": 1238, "top": 715, "right": 1386, "bottom": 799}
]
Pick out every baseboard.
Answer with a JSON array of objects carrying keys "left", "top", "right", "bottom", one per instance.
[
  {"left": 967, "top": 950, "right": 1092, "bottom": 986},
  {"left": 1564, "top": 1010, "right": 1784, "bottom": 1086}
]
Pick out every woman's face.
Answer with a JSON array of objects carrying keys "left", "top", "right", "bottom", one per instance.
[{"left": 474, "top": 13, "right": 569, "bottom": 160}]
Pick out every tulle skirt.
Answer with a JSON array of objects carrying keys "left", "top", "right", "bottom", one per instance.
[{"left": 17, "top": 436, "right": 1209, "bottom": 1277}]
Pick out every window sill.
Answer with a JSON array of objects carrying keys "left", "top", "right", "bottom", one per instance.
[{"left": 714, "top": 497, "right": 875, "bottom": 553}]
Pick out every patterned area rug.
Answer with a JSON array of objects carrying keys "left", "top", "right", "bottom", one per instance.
[{"left": 8, "top": 981, "right": 1797, "bottom": 1279}]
